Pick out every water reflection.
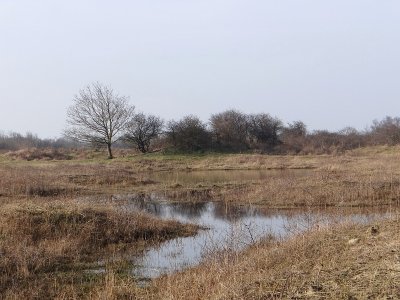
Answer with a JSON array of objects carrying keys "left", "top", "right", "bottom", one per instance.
[{"left": 110, "top": 195, "right": 392, "bottom": 280}]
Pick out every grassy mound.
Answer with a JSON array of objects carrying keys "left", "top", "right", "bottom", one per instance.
[
  {"left": 5, "top": 148, "right": 72, "bottom": 161},
  {"left": 0, "top": 202, "right": 198, "bottom": 298}
]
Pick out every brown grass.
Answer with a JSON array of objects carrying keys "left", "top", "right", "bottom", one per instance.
[
  {"left": 2, "top": 147, "right": 400, "bottom": 207},
  {"left": 5, "top": 148, "right": 73, "bottom": 161},
  {"left": 93, "top": 216, "right": 400, "bottom": 299},
  {"left": 3, "top": 148, "right": 136, "bottom": 161},
  {"left": 1, "top": 147, "right": 400, "bottom": 298},
  {"left": 0, "top": 201, "right": 198, "bottom": 298}
]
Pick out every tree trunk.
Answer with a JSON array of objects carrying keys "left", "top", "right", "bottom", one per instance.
[{"left": 107, "top": 143, "right": 113, "bottom": 159}]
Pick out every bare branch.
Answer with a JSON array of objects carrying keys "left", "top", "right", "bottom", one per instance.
[{"left": 64, "top": 82, "right": 135, "bottom": 158}]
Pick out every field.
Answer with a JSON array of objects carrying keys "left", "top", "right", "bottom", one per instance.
[{"left": 0, "top": 146, "right": 399, "bottom": 299}]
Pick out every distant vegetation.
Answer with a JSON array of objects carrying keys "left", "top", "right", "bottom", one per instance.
[
  {"left": 2, "top": 114, "right": 400, "bottom": 157},
  {"left": 0, "top": 132, "right": 74, "bottom": 151},
  {"left": 2, "top": 83, "right": 400, "bottom": 157}
]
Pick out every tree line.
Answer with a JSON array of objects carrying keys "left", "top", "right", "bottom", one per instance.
[
  {"left": 157, "top": 114, "right": 400, "bottom": 155},
  {"left": 0, "top": 132, "right": 73, "bottom": 151},
  {"left": 2, "top": 83, "right": 400, "bottom": 157}
]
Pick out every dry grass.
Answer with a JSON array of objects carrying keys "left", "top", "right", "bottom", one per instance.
[
  {"left": 3, "top": 148, "right": 135, "bottom": 161},
  {"left": 1, "top": 147, "right": 400, "bottom": 298},
  {"left": 94, "top": 216, "right": 400, "bottom": 299},
  {"left": 4, "top": 148, "right": 73, "bottom": 161},
  {"left": 0, "top": 201, "right": 198, "bottom": 298},
  {"left": 0, "top": 163, "right": 149, "bottom": 199},
  {"left": 2, "top": 147, "right": 400, "bottom": 207},
  {"left": 212, "top": 168, "right": 400, "bottom": 207}
]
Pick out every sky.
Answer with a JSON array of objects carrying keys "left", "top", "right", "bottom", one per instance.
[{"left": 0, "top": 0, "right": 399, "bottom": 138}]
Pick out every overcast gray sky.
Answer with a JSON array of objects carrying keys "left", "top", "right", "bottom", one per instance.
[{"left": 0, "top": 0, "right": 399, "bottom": 138}]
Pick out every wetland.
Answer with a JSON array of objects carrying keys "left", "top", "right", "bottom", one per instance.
[{"left": 0, "top": 147, "right": 399, "bottom": 298}]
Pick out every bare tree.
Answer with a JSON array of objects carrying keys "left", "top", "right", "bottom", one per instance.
[
  {"left": 306, "top": 130, "right": 342, "bottom": 154},
  {"left": 125, "top": 113, "right": 164, "bottom": 153},
  {"left": 338, "top": 127, "right": 364, "bottom": 150},
  {"left": 369, "top": 116, "right": 400, "bottom": 145},
  {"left": 281, "top": 121, "right": 307, "bottom": 153},
  {"left": 65, "top": 82, "right": 134, "bottom": 159},
  {"left": 210, "top": 110, "right": 249, "bottom": 151},
  {"left": 248, "top": 113, "right": 283, "bottom": 151}
]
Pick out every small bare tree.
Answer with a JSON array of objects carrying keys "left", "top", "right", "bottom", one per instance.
[
  {"left": 125, "top": 113, "right": 164, "bottom": 153},
  {"left": 65, "top": 82, "right": 134, "bottom": 159}
]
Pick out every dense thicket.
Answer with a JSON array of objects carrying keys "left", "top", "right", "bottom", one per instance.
[
  {"left": 163, "top": 112, "right": 400, "bottom": 154},
  {"left": 210, "top": 110, "right": 249, "bottom": 152},
  {"left": 2, "top": 112, "right": 400, "bottom": 155},
  {"left": 166, "top": 116, "right": 211, "bottom": 152}
]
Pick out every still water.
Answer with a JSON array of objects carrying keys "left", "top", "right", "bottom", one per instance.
[{"left": 113, "top": 194, "right": 391, "bottom": 280}]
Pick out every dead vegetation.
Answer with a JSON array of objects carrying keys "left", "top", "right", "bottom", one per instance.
[
  {"left": 0, "top": 201, "right": 198, "bottom": 298},
  {"left": 2, "top": 147, "right": 400, "bottom": 208},
  {"left": 4, "top": 148, "right": 73, "bottom": 161},
  {"left": 93, "top": 217, "right": 400, "bottom": 299},
  {"left": 1, "top": 147, "right": 400, "bottom": 299},
  {"left": 3, "top": 148, "right": 134, "bottom": 161},
  {"left": 213, "top": 168, "right": 400, "bottom": 207}
]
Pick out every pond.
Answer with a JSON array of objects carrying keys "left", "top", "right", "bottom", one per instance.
[{"left": 114, "top": 194, "right": 392, "bottom": 281}]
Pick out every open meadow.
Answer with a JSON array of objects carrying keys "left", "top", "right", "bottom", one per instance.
[{"left": 0, "top": 146, "right": 399, "bottom": 299}]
